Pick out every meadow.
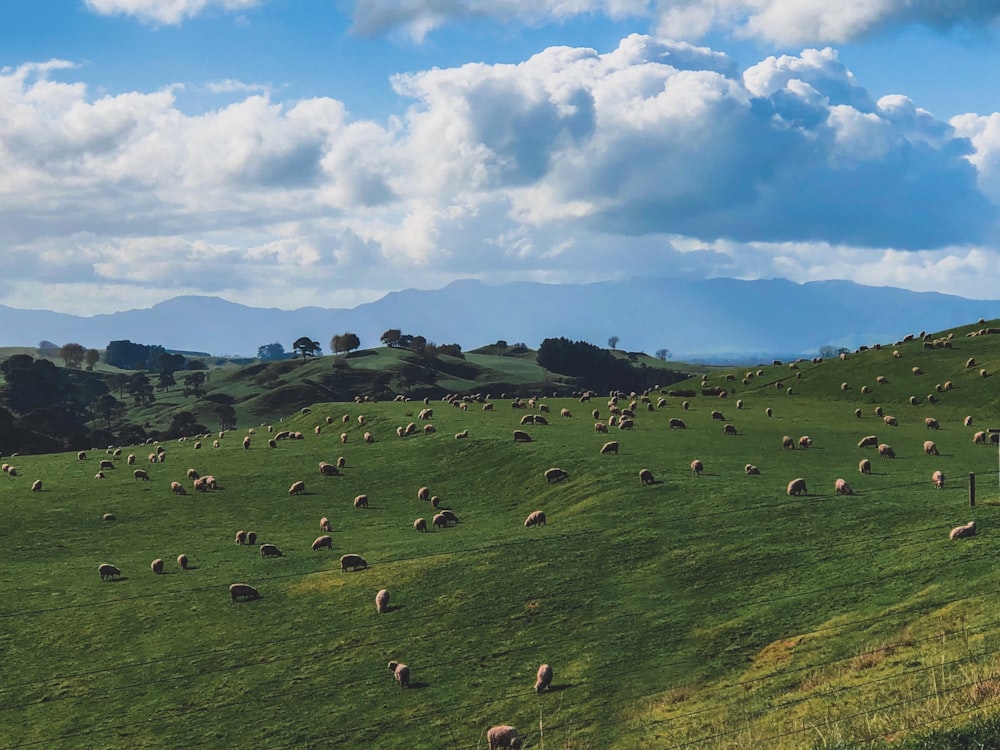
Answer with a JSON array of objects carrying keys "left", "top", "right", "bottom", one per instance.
[{"left": 4, "top": 323, "right": 1000, "bottom": 749}]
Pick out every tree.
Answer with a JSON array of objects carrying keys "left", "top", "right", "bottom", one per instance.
[
  {"left": 104, "top": 340, "right": 151, "bottom": 370},
  {"left": 257, "top": 342, "right": 286, "bottom": 361},
  {"left": 182, "top": 372, "right": 206, "bottom": 397},
  {"left": 215, "top": 403, "right": 237, "bottom": 431},
  {"left": 84, "top": 348, "right": 101, "bottom": 371},
  {"left": 127, "top": 372, "right": 155, "bottom": 407},
  {"left": 292, "top": 336, "right": 321, "bottom": 360},
  {"left": 337, "top": 332, "right": 361, "bottom": 354},
  {"left": 608, "top": 336, "right": 620, "bottom": 351},
  {"left": 156, "top": 370, "right": 176, "bottom": 392},
  {"left": 38, "top": 340, "right": 59, "bottom": 358},
  {"left": 380, "top": 329, "right": 402, "bottom": 348},
  {"left": 655, "top": 348, "right": 672, "bottom": 361},
  {"left": 59, "top": 343, "right": 86, "bottom": 369}
]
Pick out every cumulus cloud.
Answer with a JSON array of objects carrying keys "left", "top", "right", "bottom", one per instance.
[
  {"left": 84, "top": 0, "right": 261, "bottom": 25},
  {"left": 1, "top": 37, "right": 998, "bottom": 314}
]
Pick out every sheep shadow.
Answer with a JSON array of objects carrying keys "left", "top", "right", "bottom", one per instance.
[
  {"left": 383, "top": 604, "right": 404, "bottom": 613},
  {"left": 406, "top": 680, "right": 430, "bottom": 690},
  {"left": 106, "top": 576, "right": 129, "bottom": 583},
  {"left": 545, "top": 683, "right": 572, "bottom": 693},
  {"left": 182, "top": 565, "right": 200, "bottom": 571}
]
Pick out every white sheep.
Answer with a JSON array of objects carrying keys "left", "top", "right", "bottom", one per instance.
[
  {"left": 949, "top": 521, "right": 976, "bottom": 540},
  {"left": 288, "top": 480, "right": 306, "bottom": 495},
  {"left": 388, "top": 660, "right": 409, "bottom": 687},
  {"left": 486, "top": 725, "right": 522, "bottom": 750},
  {"left": 535, "top": 663, "right": 553, "bottom": 693},
  {"left": 690, "top": 460, "right": 703, "bottom": 476},
  {"left": 924, "top": 440, "right": 939, "bottom": 456},
  {"left": 376, "top": 589, "right": 390, "bottom": 613},
  {"left": 834, "top": 478, "right": 853, "bottom": 495},
  {"left": 600, "top": 441, "right": 619, "bottom": 455},
  {"left": 312, "top": 535, "right": 333, "bottom": 551},
  {"left": 524, "top": 510, "right": 547, "bottom": 527},
  {"left": 933, "top": 470, "right": 944, "bottom": 489},
  {"left": 787, "top": 477, "right": 807, "bottom": 496},
  {"left": 544, "top": 467, "right": 568, "bottom": 483}
]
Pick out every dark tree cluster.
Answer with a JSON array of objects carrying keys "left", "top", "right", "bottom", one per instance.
[
  {"left": 329, "top": 332, "right": 361, "bottom": 355},
  {"left": 537, "top": 337, "right": 685, "bottom": 393}
]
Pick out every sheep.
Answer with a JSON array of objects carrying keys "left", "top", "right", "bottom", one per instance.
[
  {"left": 439, "top": 509, "right": 459, "bottom": 525},
  {"left": 765, "top": 407, "right": 773, "bottom": 418},
  {"left": 194, "top": 441, "right": 202, "bottom": 450},
  {"left": 235, "top": 530, "right": 247, "bottom": 545},
  {"left": 878, "top": 443, "right": 896, "bottom": 458},
  {"left": 243, "top": 436, "right": 251, "bottom": 450},
  {"left": 340, "top": 433, "right": 348, "bottom": 444},
  {"left": 486, "top": 725, "right": 522, "bottom": 750},
  {"left": 944, "top": 380, "right": 954, "bottom": 391},
  {"left": 982, "top": 368, "right": 991, "bottom": 378},
  {"left": 639, "top": 468, "right": 656, "bottom": 485},
  {"left": 786, "top": 478, "right": 807, "bottom": 496},
  {"left": 711, "top": 410, "right": 725, "bottom": 421},
  {"left": 859, "top": 458, "right": 872, "bottom": 475},
  {"left": 513, "top": 430, "right": 532, "bottom": 443},
  {"left": 912, "top": 367, "right": 923, "bottom": 375},
  {"left": 884, "top": 415, "right": 898, "bottom": 427},
  {"left": 455, "top": 429, "right": 469, "bottom": 439},
  {"left": 909, "top": 396, "right": 919, "bottom": 406},
  {"left": 432, "top": 512, "right": 449, "bottom": 529},
  {"left": 975, "top": 431, "right": 987, "bottom": 445},
  {"left": 93, "top": 470, "right": 104, "bottom": 479},
  {"left": 174, "top": 554, "right": 188, "bottom": 570},
  {"left": 544, "top": 467, "right": 568, "bottom": 483},
  {"left": 288, "top": 480, "right": 306, "bottom": 495},
  {"left": 483, "top": 402, "right": 494, "bottom": 411},
  {"left": 782, "top": 436, "right": 794, "bottom": 450},
  {"left": 834, "top": 478, "right": 854, "bottom": 496},
  {"left": 98, "top": 563, "right": 121, "bottom": 580},
  {"left": 320, "top": 517, "right": 332, "bottom": 532},
  {"left": 388, "top": 660, "right": 410, "bottom": 687},
  {"left": 186, "top": 468, "right": 200, "bottom": 480},
  {"left": 949, "top": 521, "right": 976, "bottom": 540},
  {"left": 724, "top": 424, "right": 738, "bottom": 436},
  {"left": 933, "top": 470, "right": 944, "bottom": 489},
  {"left": 77, "top": 451, "right": 87, "bottom": 461},
  {"left": 875, "top": 406, "right": 884, "bottom": 417},
  {"left": 246, "top": 530, "right": 257, "bottom": 545},
  {"left": 600, "top": 441, "right": 619, "bottom": 455},
  {"left": 151, "top": 558, "right": 164, "bottom": 575},
  {"left": 924, "top": 440, "right": 939, "bottom": 456},
  {"left": 745, "top": 464, "right": 760, "bottom": 475},
  {"left": 668, "top": 418, "right": 686, "bottom": 429},
  {"left": 260, "top": 544, "right": 283, "bottom": 558},
  {"left": 535, "top": 663, "right": 553, "bottom": 693},
  {"left": 311, "top": 535, "right": 333, "bottom": 551},
  {"left": 690, "top": 460, "right": 703, "bottom": 476},
  {"left": 560, "top": 408, "right": 572, "bottom": 418},
  {"left": 736, "top": 399, "right": 744, "bottom": 410},
  {"left": 340, "top": 554, "right": 367, "bottom": 572},
  {"left": 133, "top": 469, "right": 149, "bottom": 481},
  {"left": 319, "top": 462, "right": 340, "bottom": 476},
  {"left": 170, "top": 481, "right": 187, "bottom": 495},
  {"left": 229, "top": 583, "right": 259, "bottom": 602},
  {"left": 354, "top": 494, "right": 369, "bottom": 509},
  {"left": 268, "top": 438, "right": 278, "bottom": 449},
  {"left": 840, "top": 382, "right": 849, "bottom": 391},
  {"left": 965, "top": 415, "right": 973, "bottom": 427},
  {"left": 414, "top": 517, "right": 428, "bottom": 532},
  {"left": 365, "top": 430, "right": 377, "bottom": 442},
  {"left": 524, "top": 510, "right": 547, "bottom": 527},
  {"left": 594, "top": 422, "right": 608, "bottom": 434},
  {"left": 966, "top": 357, "right": 977, "bottom": 369},
  {"left": 30, "top": 479, "right": 42, "bottom": 492},
  {"left": 337, "top": 456, "right": 346, "bottom": 468},
  {"left": 357, "top": 415, "right": 366, "bottom": 426},
  {"left": 519, "top": 414, "right": 534, "bottom": 426},
  {"left": 858, "top": 435, "right": 878, "bottom": 448},
  {"left": 376, "top": 589, "right": 390, "bottom": 614},
  {"left": 126, "top": 454, "right": 135, "bottom": 465}
]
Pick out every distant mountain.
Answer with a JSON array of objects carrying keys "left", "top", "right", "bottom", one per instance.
[{"left": 1, "top": 278, "right": 997, "bottom": 361}]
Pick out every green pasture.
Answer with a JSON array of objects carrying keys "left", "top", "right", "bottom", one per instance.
[{"left": 4, "top": 325, "right": 1000, "bottom": 748}]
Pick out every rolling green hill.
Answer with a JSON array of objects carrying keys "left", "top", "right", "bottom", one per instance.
[{"left": 4, "top": 322, "right": 1000, "bottom": 748}]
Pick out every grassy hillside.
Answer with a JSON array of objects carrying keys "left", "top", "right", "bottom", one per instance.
[{"left": 4, "top": 322, "right": 1000, "bottom": 748}]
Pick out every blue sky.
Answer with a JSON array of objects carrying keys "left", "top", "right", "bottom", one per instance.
[{"left": 2, "top": 0, "right": 1000, "bottom": 314}]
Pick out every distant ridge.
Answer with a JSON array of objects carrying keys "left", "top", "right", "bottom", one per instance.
[{"left": 0, "top": 278, "right": 997, "bottom": 361}]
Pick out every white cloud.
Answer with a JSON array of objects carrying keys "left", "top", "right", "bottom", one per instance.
[
  {"left": 84, "top": 0, "right": 261, "bottom": 25},
  {"left": 0, "top": 37, "right": 998, "bottom": 315}
]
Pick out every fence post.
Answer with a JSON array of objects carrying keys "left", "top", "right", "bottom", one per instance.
[{"left": 970, "top": 472, "right": 976, "bottom": 508}]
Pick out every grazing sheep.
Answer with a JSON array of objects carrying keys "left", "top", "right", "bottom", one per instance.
[
  {"left": 175, "top": 554, "right": 189, "bottom": 570},
  {"left": 98, "top": 563, "right": 121, "bottom": 580},
  {"left": 93, "top": 471, "right": 104, "bottom": 479},
  {"left": 512, "top": 430, "right": 532, "bottom": 443},
  {"left": 884, "top": 415, "right": 898, "bottom": 427},
  {"left": 77, "top": 451, "right": 87, "bottom": 461},
  {"left": 414, "top": 517, "right": 428, "bottom": 532},
  {"left": 170, "top": 481, "right": 187, "bottom": 495},
  {"left": 933, "top": 470, "right": 945, "bottom": 489},
  {"left": 639, "top": 468, "right": 656, "bottom": 485},
  {"left": 535, "top": 663, "right": 553, "bottom": 693},
  {"left": 949, "top": 521, "right": 976, "bottom": 540},
  {"left": 151, "top": 558, "right": 164, "bottom": 574},
  {"left": 432, "top": 513, "right": 449, "bottom": 529},
  {"left": 782, "top": 436, "right": 794, "bottom": 450},
  {"left": 966, "top": 357, "right": 977, "bottom": 369},
  {"left": 455, "top": 429, "right": 469, "bottom": 439},
  {"left": 487, "top": 725, "right": 522, "bottom": 750},
  {"left": 388, "top": 661, "right": 410, "bottom": 687},
  {"left": 594, "top": 422, "right": 608, "bottom": 433},
  {"left": 319, "top": 462, "right": 340, "bottom": 476},
  {"left": 246, "top": 531, "right": 257, "bottom": 545},
  {"left": 878, "top": 443, "right": 896, "bottom": 458},
  {"left": 126, "top": 454, "right": 135, "bottom": 465},
  {"left": 682, "top": 401, "right": 690, "bottom": 411},
  {"left": 875, "top": 406, "right": 884, "bottom": 417},
  {"left": 924, "top": 440, "right": 939, "bottom": 456},
  {"left": 417, "top": 486, "right": 431, "bottom": 502},
  {"left": 690, "top": 460, "right": 703, "bottom": 476},
  {"left": 194, "top": 441, "right": 202, "bottom": 450},
  {"left": 243, "top": 436, "right": 251, "bottom": 450},
  {"left": 229, "top": 583, "right": 260, "bottom": 602},
  {"left": 337, "top": 456, "right": 346, "bottom": 468},
  {"left": 909, "top": 396, "right": 919, "bottom": 406},
  {"left": 187, "top": 468, "right": 200, "bottom": 480},
  {"left": 544, "top": 467, "right": 568, "bottom": 483},
  {"left": 765, "top": 407, "right": 773, "bottom": 418},
  {"left": 340, "top": 433, "right": 348, "bottom": 444},
  {"left": 854, "top": 408, "right": 862, "bottom": 419},
  {"left": 376, "top": 589, "right": 390, "bottom": 614},
  {"left": 483, "top": 403, "right": 494, "bottom": 411},
  {"left": 724, "top": 423, "right": 738, "bottom": 436},
  {"left": 519, "top": 414, "right": 534, "bottom": 426},
  {"left": 267, "top": 438, "right": 278, "bottom": 449},
  {"left": 235, "top": 530, "right": 247, "bottom": 545},
  {"left": 975, "top": 431, "right": 987, "bottom": 445},
  {"left": 30, "top": 479, "right": 42, "bottom": 492},
  {"left": 912, "top": 367, "right": 923, "bottom": 375},
  {"left": 288, "top": 480, "right": 306, "bottom": 495},
  {"left": 786, "top": 478, "right": 808, "bottom": 496},
  {"left": 736, "top": 399, "right": 744, "bottom": 410},
  {"left": 858, "top": 435, "right": 878, "bottom": 448},
  {"left": 320, "top": 517, "right": 332, "bottom": 532},
  {"left": 99, "top": 459, "right": 114, "bottom": 471},
  {"left": 944, "top": 380, "right": 954, "bottom": 391},
  {"left": 841, "top": 382, "right": 849, "bottom": 391},
  {"left": 311, "top": 535, "right": 333, "bottom": 551},
  {"left": 524, "top": 510, "right": 547, "bottom": 527},
  {"left": 260, "top": 544, "right": 283, "bottom": 558},
  {"left": 560, "top": 408, "right": 572, "bottom": 418},
  {"left": 711, "top": 410, "right": 725, "bottom": 421},
  {"left": 876, "top": 375, "right": 887, "bottom": 385},
  {"left": 745, "top": 464, "right": 760, "bottom": 475},
  {"left": 834, "top": 478, "right": 853, "bottom": 496},
  {"left": 354, "top": 494, "right": 369, "bottom": 509},
  {"left": 982, "top": 368, "right": 991, "bottom": 378},
  {"left": 357, "top": 415, "right": 366, "bottom": 426},
  {"left": 133, "top": 469, "right": 149, "bottom": 481},
  {"left": 440, "top": 509, "right": 459, "bottom": 525},
  {"left": 859, "top": 458, "right": 872, "bottom": 475},
  {"left": 600, "top": 441, "right": 619, "bottom": 455},
  {"left": 965, "top": 416, "right": 973, "bottom": 427},
  {"left": 668, "top": 418, "right": 686, "bottom": 429},
  {"left": 340, "top": 554, "right": 367, "bottom": 572},
  {"left": 365, "top": 430, "right": 377, "bottom": 442}
]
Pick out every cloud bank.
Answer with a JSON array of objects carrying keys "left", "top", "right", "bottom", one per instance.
[{"left": 2, "top": 36, "right": 999, "bottom": 314}]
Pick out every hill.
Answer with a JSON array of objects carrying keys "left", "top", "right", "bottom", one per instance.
[
  {"left": 5, "top": 318, "right": 1000, "bottom": 748},
  {"left": 1, "top": 277, "right": 998, "bottom": 359}
]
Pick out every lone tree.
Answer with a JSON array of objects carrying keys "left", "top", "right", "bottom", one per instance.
[
  {"left": 330, "top": 332, "right": 361, "bottom": 355},
  {"left": 257, "top": 342, "right": 286, "bottom": 361},
  {"left": 608, "top": 336, "right": 620, "bottom": 351},
  {"left": 292, "top": 336, "right": 322, "bottom": 360},
  {"left": 59, "top": 343, "right": 86, "bottom": 369},
  {"left": 380, "top": 329, "right": 402, "bottom": 348},
  {"left": 84, "top": 348, "right": 101, "bottom": 371},
  {"left": 655, "top": 348, "right": 671, "bottom": 361}
]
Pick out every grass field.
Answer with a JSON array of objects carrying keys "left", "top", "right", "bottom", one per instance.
[{"left": 4, "top": 322, "right": 1000, "bottom": 749}]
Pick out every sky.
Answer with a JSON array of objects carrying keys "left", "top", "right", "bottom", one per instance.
[{"left": 2, "top": 1, "right": 1000, "bottom": 315}]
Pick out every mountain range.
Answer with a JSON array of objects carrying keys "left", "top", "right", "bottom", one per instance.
[{"left": 1, "top": 278, "right": 997, "bottom": 362}]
